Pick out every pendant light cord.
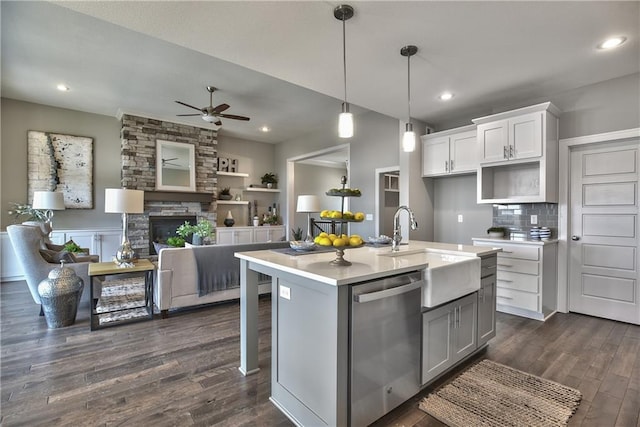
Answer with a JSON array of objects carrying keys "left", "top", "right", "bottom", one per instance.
[
  {"left": 407, "top": 53, "right": 411, "bottom": 124},
  {"left": 342, "top": 16, "right": 348, "bottom": 103}
]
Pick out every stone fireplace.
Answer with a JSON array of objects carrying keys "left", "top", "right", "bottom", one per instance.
[
  {"left": 119, "top": 114, "right": 218, "bottom": 257},
  {"left": 148, "top": 214, "right": 197, "bottom": 255}
]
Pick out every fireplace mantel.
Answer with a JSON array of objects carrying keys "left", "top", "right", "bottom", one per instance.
[{"left": 144, "top": 191, "right": 214, "bottom": 203}]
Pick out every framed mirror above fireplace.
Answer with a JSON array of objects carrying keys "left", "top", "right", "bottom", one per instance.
[{"left": 156, "top": 140, "right": 196, "bottom": 192}]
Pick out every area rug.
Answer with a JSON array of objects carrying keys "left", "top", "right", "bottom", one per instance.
[
  {"left": 419, "top": 359, "right": 582, "bottom": 427},
  {"left": 96, "top": 277, "right": 149, "bottom": 325}
]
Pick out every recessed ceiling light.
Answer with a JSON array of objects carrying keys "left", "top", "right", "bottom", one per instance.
[
  {"left": 598, "top": 37, "right": 626, "bottom": 50},
  {"left": 259, "top": 126, "right": 270, "bottom": 133},
  {"left": 56, "top": 84, "right": 70, "bottom": 92},
  {"left": 439, "top": 92, "right": 454, "bottom": 101}
]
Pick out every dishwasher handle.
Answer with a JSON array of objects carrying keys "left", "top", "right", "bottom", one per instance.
[{"left": 354, "top": 280, "right": 423, "bottom": 303}]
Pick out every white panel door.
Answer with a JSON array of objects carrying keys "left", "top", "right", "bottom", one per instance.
[
  {"left": 422, "top": 136, "right": 450, "bottom": 176},
  {"left": 569, "top": 141, "right": 640, "bottom": 325},
  {"left": 509, "top": 112, "right": 542, "bottom": 159},
  {"left": 450, "top": 130, "right": 478, "bottom": 173}
]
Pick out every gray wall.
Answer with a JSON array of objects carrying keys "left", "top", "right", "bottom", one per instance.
[
  {"left": 275, "top": 110, "right": 401, "bottom": 239},
  {"left": 1, "top": 98, "right": 122, "bottom": 230}
]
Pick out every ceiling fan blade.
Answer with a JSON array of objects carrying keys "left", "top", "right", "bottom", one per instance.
[
  {"left": 218, "top": 114, "right": 250, "bottom": 121},
  {"left": 175, "top": 100, "right": 205, "bottom": 112},
  {"left": 211, "top": 103, "right": 230, "bottom": 114},
  {"left": 176, "top": 113, "right": 203, "bottom": 117},
  {"left": 214, "top": 120, "right": 223, "bottom": 126}
]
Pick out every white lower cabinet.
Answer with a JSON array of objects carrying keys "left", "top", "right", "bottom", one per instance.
[
  {"left": 421, "top": 293, "right": 478, "bottom": 385},
  {"left": 473, "top": 239, "right": 558, "bottom": 321},
  {"left": 63, "top": 230, "right": 122, "bottom": 261},
  {"left": 216, "top": 226, "right": 284, "bottom": 245},
  {"left": 477, "top": 273, "right": 497, "bottom": 347}
]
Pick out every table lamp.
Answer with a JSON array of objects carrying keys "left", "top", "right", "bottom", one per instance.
[
  {"left": 296, "top": 195, "right": 321, "bottom": 242},
  {"left": 105, "top": 188, "right": 144, "bottom": 267},
  {"left": 32, "top": 191, "right": 65, "bottom": 232}
]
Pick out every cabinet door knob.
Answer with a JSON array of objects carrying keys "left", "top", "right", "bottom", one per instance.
[
  {"left": 503, "top": 146, "right": 508, "bottom": 159},
  {"left": 445, "top": 160, "right": 449, "bottom": 172},
  {"left": 450, "top": 160, "right": 454, "bottom": 171},
  {"left": 571, "top": 235, "right": 580, "bottom": 241},
  {"left": 509, "top": 145, "right": 514, "bottom": 158}
]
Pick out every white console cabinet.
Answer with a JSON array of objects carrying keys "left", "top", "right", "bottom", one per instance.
[
  {"left": 421, "top": 125, "right": 477, "bottom": 177},
  {"left": 473, "top": 238, "right": 558, "bottom": 321},
  {"left": 216, "top": 226, "right": 284, "bottom": 245}
]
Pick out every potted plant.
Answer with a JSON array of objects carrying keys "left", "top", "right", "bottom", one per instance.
[
  {"left": 291, "top": 227, "right": 304, "bottom": 241},
  {"left": 264, "top": 214, "right": 279, "bottom": 226},
  {"left": 487, "top": 226, "right": 507, "bottom": 238},
  {"left": 218, "top": 187, "right": 233, "bottom": 200},
  {"left": 166, "top": 236, "right": 185, "bottom": 248},
  {"left": 176, "top": 219, "right": 213, "bottom": 245},
  {"left": 8, "top": 202, "right": 48, "bottom": 223},
  {"left": 261, "top": 172, "right": 278, "bottom": 189}
]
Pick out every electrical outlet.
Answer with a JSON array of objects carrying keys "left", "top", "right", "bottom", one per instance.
[
  {"left": 366, "top": 213, "right": 373, "bottom": 221},
  {"left": 458, "top": 214, "right": 464, "bottom": 223},
  {"left": 279, "top": 285, "right": 290, "bottom": 300},
  {"left": 531, "top": 215, "right": 538, "bottom": 225}
]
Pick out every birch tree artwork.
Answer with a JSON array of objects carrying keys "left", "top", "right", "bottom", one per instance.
[{"left": 27, "top": 131, "right": 93, "bottom": 208}]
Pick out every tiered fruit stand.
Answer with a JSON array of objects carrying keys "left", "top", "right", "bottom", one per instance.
[{"left": 324, "top": 176, "right": 362, "bottom": 266}]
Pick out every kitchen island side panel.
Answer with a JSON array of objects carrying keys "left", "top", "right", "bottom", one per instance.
[{"left": 270, "top": 270, "right": 349, "bottom": 427}]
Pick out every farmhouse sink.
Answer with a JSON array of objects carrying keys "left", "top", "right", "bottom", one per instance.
[{"left": 422, "top": 253, "right": 480, "bottom": 307}]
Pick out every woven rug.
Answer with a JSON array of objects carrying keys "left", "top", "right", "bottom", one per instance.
[
  {"left": 419, "top": 359, "right": 582, "bottom": 427},
  {"left": 96, "top": 277, "right": 149, "bottom": 325}
]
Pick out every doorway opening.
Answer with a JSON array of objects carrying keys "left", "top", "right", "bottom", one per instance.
[{"left": 375, "top": 166, "right": 400, "bottom": 237}]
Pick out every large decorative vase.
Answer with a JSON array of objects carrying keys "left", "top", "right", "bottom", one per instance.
[
  {"left": 192, "top": 234, "right": 202, "bottom": 245},
  {"left": 37, "top": 261, "right": 84, "bottom": 328},
  {"left": 224, "top": 210, "right": 235, "bottom": 227}
]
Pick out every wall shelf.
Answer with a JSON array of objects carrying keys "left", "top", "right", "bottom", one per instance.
[
  {"left": 244, "top": 187, "right": 281, "bottom": 193},
  {"left": 217, "top": 200, "right": 250, "bottom": 205},
  {"left": 217, "top": 171, "right": 249, "bottom": 177}
]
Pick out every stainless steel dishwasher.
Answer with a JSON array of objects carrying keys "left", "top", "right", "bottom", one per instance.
[{"left": 350, "top": 271, "right": 423, "bottom": 427}]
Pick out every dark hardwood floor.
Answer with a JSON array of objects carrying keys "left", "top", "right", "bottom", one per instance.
[{"left": 1, "top": 280, "right": 638, "bottom": 426}]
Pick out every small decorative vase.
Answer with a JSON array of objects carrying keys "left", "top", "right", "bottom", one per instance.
[
  {"left": 266, "top": 183, "right": 273, "bottom": 189},
  {"left": 224, "top": 210, "right": 235, "bottom": 227},
  {"left": 38, "top": 262, "right": 84, "bottom": 328},
  {"left": 192, "top": 234, "right": 202, "bottom": 246}
]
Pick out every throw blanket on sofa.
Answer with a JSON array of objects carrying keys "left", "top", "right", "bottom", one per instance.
[{"left": 193, "top": 242, "right": 289, "bottom": 296}]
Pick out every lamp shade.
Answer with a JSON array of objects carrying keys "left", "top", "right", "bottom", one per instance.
[
  {"left": 32, "top": 191, "right": 65, "bottom": 210},
  {"left": 296, "top": 195, "right": 321, "bottom": 213},
  {"left": 104, "top": 189, "right": 144, "bottom": 214}
]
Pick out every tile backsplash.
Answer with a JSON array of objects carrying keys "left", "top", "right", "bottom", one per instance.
[{"left": 492, "top": 203, "right": 558, "bottom": 238}]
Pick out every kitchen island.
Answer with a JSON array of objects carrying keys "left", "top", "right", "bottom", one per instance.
[{"left": 236, "top": 240, "right": 500, "bottom": 426}]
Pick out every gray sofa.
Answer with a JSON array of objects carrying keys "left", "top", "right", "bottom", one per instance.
[{"left": 154, "top": 241, "right": 288, "bottom": 317}]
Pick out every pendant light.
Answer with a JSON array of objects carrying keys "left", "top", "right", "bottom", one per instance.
[
  {"left": 334, "top": 4, "right": 354, "bottom": 138},
  {"left": 401, "top": 45, "right": 418, "bottom": 152}
]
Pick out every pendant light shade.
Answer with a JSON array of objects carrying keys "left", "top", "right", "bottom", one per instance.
[
  {"left": 401, "top": 45, "right": 418, "bottom": 152},
  {"left": 335, "top": 5, "right": 354, "bottom": 139}
]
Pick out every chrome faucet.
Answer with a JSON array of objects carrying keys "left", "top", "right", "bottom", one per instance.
[{"left": 392, "top": 206, "right": 418, "bottom": 251}]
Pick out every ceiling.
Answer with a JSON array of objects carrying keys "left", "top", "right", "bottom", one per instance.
[{"left": 2, "top": 1, "right": 638, "bottom": 145}]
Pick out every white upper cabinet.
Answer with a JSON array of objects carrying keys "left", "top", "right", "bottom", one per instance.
[
  {"left": 422, "top": 125, "right": 477, "bottom": 177},
  {"left": 475, "top": 102, "right": 559, "bottom": 165},
  {"left": 473, "top": 102, "right": 560, "bottom": 203}
]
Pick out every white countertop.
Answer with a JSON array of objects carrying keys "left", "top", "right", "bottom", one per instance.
[
  {"left": 472, "top": 237, "right": 559, "bottom": 246},
  {"left": 235, "top": 240, "right": 500, "bottom": 286}
]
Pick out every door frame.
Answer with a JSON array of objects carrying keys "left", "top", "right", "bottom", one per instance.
[
  {"left": 374, "top": 166, "right": 400, "bottom": 236},
  {"left": 557, "top": 127, "right": 640, "bottom": 313}
]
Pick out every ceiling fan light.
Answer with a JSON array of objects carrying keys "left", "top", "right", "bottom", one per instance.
[
  {"left": 402, "top": 123, "right": 416, "bottom": 152},
  {"left": 202, "top": 115, "right": 216, "bottom": 123}
]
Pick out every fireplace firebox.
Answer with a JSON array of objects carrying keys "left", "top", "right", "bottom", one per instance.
[{"left": 149, "top": 215, "right": 197, "bottom": 255}]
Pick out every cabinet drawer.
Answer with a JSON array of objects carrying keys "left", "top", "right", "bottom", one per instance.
[
  {"left": 496, "top": 271, "right": 539, "bottom": 293},
  {"left": 497, "top": 258, "right": 539, "bottom": 275},
  {"left": 496, "top": 288, "right": 540, "bottom": 312},
  {"left": 497, "top": 244, "right": 539, "bottom": 261}
]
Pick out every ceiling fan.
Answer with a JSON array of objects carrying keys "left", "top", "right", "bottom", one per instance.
[
  {"left": 161, "top": 157, "right": 181, "bottom": 168},
  {"left": 175, "top": 86, "right": 250, "bottom": 126}
]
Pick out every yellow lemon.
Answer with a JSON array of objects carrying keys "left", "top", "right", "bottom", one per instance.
[
  {"left": 318, "top": 237, "right": 332, "bottom": 246},
  {"left": 328, "top": 233, "right": 337, "bottom": 242},
  {"left": 354, "top": 212, "right": 365, "bottom": 222},
  {"left": 330, "top": 211, "right": 343, "bottom": 219},
  {"left": 350, "top": 234, "right": 361, "bottom": 240},
  {"left": 333, "top": 238, "right": 347, "bottom": 247},
  {"left": 314, "top": 236, "right": 322, "bottom": 244},
  {"left": 319, "top": 232, "right": 328, "bottom": 238},
  {"left": 349, "top": 236, "right": 363, "bottom": 246},
  {"left": 320, "top": 210, "right": 330, "bottom": 218}
]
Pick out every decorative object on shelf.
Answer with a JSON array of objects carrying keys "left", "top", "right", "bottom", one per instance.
[
  {"left": 37, "top": 261, "right": 84, "bottom": 328},
  {"left": 400, "top": 45, "right": 418, "bottom": 152},
  {"left": 289, "top": 240, "right": 316, "bottom": 252},
  {"left": 296, "top": 195, "right": 321, "bottom": 242},
  {"left": 291, "top": 227, "right": 304, "bottom": 241},
  {"left": 264, "top": 214, "right": 279, "bottom": 225},
  {"left": 260, "top": 172, "right": 278, "bottom": 189},
  {"left": 487, "top": 226, "right": 506, "bottom": 238},
  {"left": 253, "top": 216, "right": 260, "bottom": 227},
  {"left": 235, "top": 194, "right": 242, "bottom": 201},
  {"left": 156, "top": 140, "right": 196, "bottom": 192},
  {"left": 105, "top": 188, "right": 144, "bottom": 267},
  {"left": 334, "top": 4, "right": 354, "bottom": 138},
  {"left": 230, "top": 159, "right": 239, "bottom": 173},
  {"left": 28, "top": 130, "right": 93, "bottom": 208},
  {"left": 32, "top": 191, "right": 65, "bottom": 232},
  {"left": 224, "top": 210, "right": 235, "bottom": 227},
  {"left": 218, "top": 187, "right": 233, "bottom": 200}
]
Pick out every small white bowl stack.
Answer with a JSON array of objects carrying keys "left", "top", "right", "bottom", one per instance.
[
  {"left": 539, "top": 227, "right": 551, "bottom": 240},
  {"left": 530, "top": 226, "right": 541, "bottom": 240}
]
